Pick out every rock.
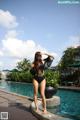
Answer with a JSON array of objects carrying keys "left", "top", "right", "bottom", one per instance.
[{"left": 46, "top": 96, "right": 60, "bottom": 108}]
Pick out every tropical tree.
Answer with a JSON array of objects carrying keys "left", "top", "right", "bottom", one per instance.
[
  {"left": 58, "top": 46, "right": 80, "bottom": 70},
  {"left": 58, "top": 46, "right": 80, "bottom": 86},
  {"left": 16, "top": 58, "right": 31, "bottom": 71},
  {"left": 58, "top": 47, "right": 76, "bottom": 70},
  {"left": 7, "top": 58, "right": 32, "bottom": 82}
]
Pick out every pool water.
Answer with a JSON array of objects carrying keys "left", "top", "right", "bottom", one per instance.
[
  {"left": 0, "top": 81, "right": 34, "bottom": 97},
  {"left": 0, "top": 81, "right": 80, "bottom": 120},
  {"left": 49, "top": 89, "right": 80, "bottom": 120}
]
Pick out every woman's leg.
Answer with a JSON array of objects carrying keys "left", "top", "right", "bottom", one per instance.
[
  {"left": 33, "top": 79, "right": 39, "bottom": 112},
  {"left": 40, "top": 79, "right": 47, "bottom": 113}
]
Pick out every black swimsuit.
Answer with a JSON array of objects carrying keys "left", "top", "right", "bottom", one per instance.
[
  {"left": 33, "top": 63, "right": 45, "bottom": 83},
  {"left": 34, "top": 75, "right": 45, "bottom": 84},
  {"left": 30, "top": 56, "right": 53, "bottom": 84}
]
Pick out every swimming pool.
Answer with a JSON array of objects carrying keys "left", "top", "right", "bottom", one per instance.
[
  {"left": 0, "top": 81, "right": 34, "bottom": 97},
  {"left": 0, "top": 80, "right": 80, "bottom": 120},
  {"left": 49, "top": 89, "right": 80, "bottom": 120}
]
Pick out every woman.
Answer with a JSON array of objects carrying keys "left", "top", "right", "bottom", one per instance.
[{"left": 31, "top": 51, "right": 54, "bottom": 113}]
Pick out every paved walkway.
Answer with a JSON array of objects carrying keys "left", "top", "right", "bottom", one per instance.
[{"left": 0, "top": 90, "right": 38, "bottom": 120}]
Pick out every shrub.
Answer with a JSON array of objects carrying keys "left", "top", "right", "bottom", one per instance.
[
  {"left": 45, "top": 70, "right": 60, "bottom": 88},
  {"left": 7, "top": 71, "right": 32, "bottom": 83}
]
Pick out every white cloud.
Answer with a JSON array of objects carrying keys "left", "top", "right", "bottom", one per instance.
[
  {"left": 0, "top": 10, "right": 58, "bottom": 69},
  {"left": 0, "top": 36, "right": 58, "bottom": 69},
  {"left": 0, "top": 9, "right": 18, "bottom": 29},
  {"left": 1, "top": 30, "right": 58, "bottom": 61},
  {"left": 5, "top": 30, "right": 18, "bottom": 38},
  {"left": 0, "top": 50, "right": 3, "bottom": 56},
  {"left": 2, "top": 38, "right": 47, "bottom": 59}
]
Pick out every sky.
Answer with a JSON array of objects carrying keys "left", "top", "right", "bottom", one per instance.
[{"left": 0, "top": 0, "right": 80, "bottom": 70}]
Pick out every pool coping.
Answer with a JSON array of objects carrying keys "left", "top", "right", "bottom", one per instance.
[
  {"left": 0, "top": 81, "right": 80, "bottom": 120},
  {"left": 0, "top": 88, "right": 33, "bottom": 101},
  {"left": 0, "top": 89, "right": 71, "bottom": 120},
  {"left": 0, "top": 80, "right": 80, "bottom": 91},
  {"left": 30, "top": 100, "right": 74, "bottom": 120},
  {"left": 0, "top": 87, "right": 80, "bottom": 120}
]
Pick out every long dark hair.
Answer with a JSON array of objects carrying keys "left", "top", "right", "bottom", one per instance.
[{"left": 33, "top": 51, "right": 43, "bottom": 71}]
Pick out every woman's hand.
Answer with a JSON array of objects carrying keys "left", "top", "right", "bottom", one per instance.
[{"left": 42, "top": 53, "right": 54, "bottom": 59}]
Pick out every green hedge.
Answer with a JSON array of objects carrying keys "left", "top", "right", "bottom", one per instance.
[
  {"left": 7, "top": 71, "right": 32, "bottom": 83},
  {"left": 7, "top": 69, "right": 60, "bottom": 87}
]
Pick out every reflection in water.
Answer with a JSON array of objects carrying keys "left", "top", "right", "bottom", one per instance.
[
  {"left": 1, "top": 72, "right": 7, "bottom": 80},
  {"left": 0, "top": 80, "right": 9, "bottom": 90}
]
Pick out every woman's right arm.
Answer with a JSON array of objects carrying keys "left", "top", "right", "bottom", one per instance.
[
  {"left": 31, "top": 63, "right": 34, "bottom": 68},
  {"left": 30, "top": 63, "right": 36, "bottom": 75}
]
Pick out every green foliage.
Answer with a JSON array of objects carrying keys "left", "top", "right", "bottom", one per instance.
[
  {"left": 45, "top": 70, "right": 60, "bottom": 88},
  {"left": 7, "top": 58, "right": 33, "bottom": 83},
  {"left": 58, "top": 46, "right": 80, "bottom": 86},
  {"left": 6, "top": 58, "right": 32, "bottom": 83},
  {"left": 16, "top": 58, "right": 31, "bottom": 71},
  {"left": 58, "top": 46, "right": 80, "bottom": 70},
  {"left": 58, "top": 47, "right": 75, "bottom": 70},
  {"left": 7, "top": 71, "right": 32, "bottom": 83},
  {"left": 7, "top": 58, "right": 60, "bottom": 85}
]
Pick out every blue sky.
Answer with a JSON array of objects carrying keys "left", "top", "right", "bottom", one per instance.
[{"left": 0, "top": 0, "right": 80, "bottom": 70}]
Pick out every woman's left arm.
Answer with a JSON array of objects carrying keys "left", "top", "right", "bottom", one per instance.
[
  {"left": 43, "top": 53, "right": 54, "bottom": 59},
  {"left": 42, "top": 53, "right": 54, "bottom": 69}
]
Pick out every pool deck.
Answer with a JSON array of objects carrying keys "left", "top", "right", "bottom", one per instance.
[
  {"left": 0, "top": 86, "right": 80, "bottom": 120},
  {"left": 0, "top": 89, "right": 38, "bottom": 120}
]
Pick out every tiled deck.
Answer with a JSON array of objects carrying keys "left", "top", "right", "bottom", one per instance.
[
  {"left": 0, "top": 86, "right": 80, "bottom": 120},
  {"left": 0, "top": 90, "right": 38, "bottom": 120}
]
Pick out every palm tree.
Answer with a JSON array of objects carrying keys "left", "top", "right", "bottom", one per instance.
[{"left": 16, "top": 58, "right": 31, "bottom": 71}]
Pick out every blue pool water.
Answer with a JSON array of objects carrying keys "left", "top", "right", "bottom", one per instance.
[
  {"left": 0, "top": 81, "right": 34, "bottom": 97},
  {"left": 0, "top": 81, "right": 80, "bottom": 120},
  {"left": 49, "top": 90, "right": 80, "bottom": 120}
]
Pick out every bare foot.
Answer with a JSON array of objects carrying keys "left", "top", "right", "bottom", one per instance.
[
  {"left": 35, "top": 108, "right": 39, "bottom": 113},
  {"left": 43, "top": 109, "right": 47, "bottom": 114}
]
